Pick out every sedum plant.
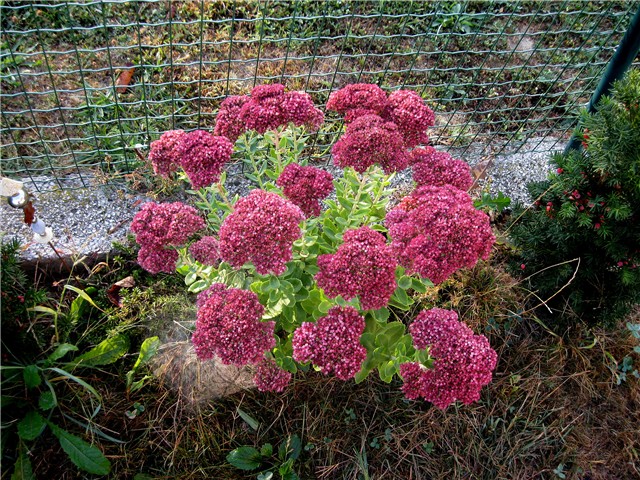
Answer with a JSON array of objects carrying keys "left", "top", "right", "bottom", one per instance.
[
  {"left": 131, "top": 83, "right": 498, "bottom": 409},
  {"left": 509, "top": 69, "right": 640, "bottom": 326}
]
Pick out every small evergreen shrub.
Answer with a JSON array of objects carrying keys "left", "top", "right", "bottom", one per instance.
[{"left": 510, "top": 69, "right": 640, "bottom": 325}]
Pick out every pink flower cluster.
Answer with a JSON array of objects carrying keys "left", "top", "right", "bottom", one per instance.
[
  {"left": 384, "top": 90, "right": 435, "bottom": 148},
  {"left": 326, "top": 83, "right": 388, "bottom": 122},
  {"left": 148, "top": 130, "right": 233, "bottom": 188},
  {"left": 276, "top": 163, "right": 334, "bottom": 217},
  {"left": 385, "top": 185, "right": 495, "bottom": 284},
  {"left": 131, "top": 202, "right": 205, "bottom": 274},
  {"left": 213, "top": 84, "right": 324, "bottom": 142},
  {"left": 219, "top": 189, "right": 305, "bottom": 275},
  {"left": 327, "top": 83, "right": 435, "bottom": 148},
  {"left": 136, "top": 245, "right": 179, "bottom": 274},
  {"left": 189, "top": 236, "right": 220, "bottom": 266},
  {"left": 253, "top": 358, "right": 292, "bottom": 392},
  {"left": 177, "top": 130, "right": 234, "bottom": 189},
  {"left": 315, "top": 226, "right": 397, "bottom": 310},
  {"left": 213, "top": 95, "right": 251, "bottom": 143},
  {"left": 331, "top": 114, "right": 409, "bottom": 173},
  {"left": 148, "top": 129, "right": 185, "bottom": 177},
  {"left": 411, "top": 146, "right": 473, "bottom": 191},
  {"left": 401, "top": 308, "right": 498, "bottom": 409},
  {"left": 292, "top": 306, "right": 367, "bottom": 380},
  {"left": 192, "top": 283, "right": 275, "bottom": 366}
]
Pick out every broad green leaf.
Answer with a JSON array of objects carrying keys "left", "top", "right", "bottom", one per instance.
[
  {"left": 411, "top": 277, "right": 431, "bottom": 293},
  {"left": 260, "top": 442, "right": 273, "bottom": 457},
  {"left": 73, "top": 334, "right": 129, "bottom": 367},
  {"left": 278, "top": 434, "right": 302, "bottom": 462},
  {"left": 237, "top": 407, "right": 260, "bottom": 431},
  {"left": 287, "top": 278, "right": 303, "bottom": 293},
  {"left": 17, "top": 411, "right": 46, "bottom": 441},
  {"left": 376, "top": 322, "right": 406, "bottom": 350},
  {"left": 184, "top": 271, "right": 197, "bottom": 286},
  {"left": 360, "top": 332, "right": 376, "bottom": 350},
  {"left": 282, "top": 471, "right": 300, "bottom": 480},
  {"left": 38, "top": 390, "right": 57, "bottom": 411},
  {"left": 317, "top": 301, "right": 332, "bottom": 314},
  {"left": 22, "top": 365, "right": 41, "bottom": 389},
  {"left": 132, "top": 337, "right": 161, "bottom": 372},
  {"left": 48, "top": 421, "right": 111, "bottom": 475},
  {"left": 63, "top": 285, "right": 103, "bottom": 312},
  {"left": 371, "top": 307, "right": 390, "bottom": 324},
  {"left": 378, "top": 360, "right": 397, "bottom": 383},
  {"left": 10, "top": 447, "right": 35, "bottom": 480},
  {"left": 226, "top": 446, "right": 262, "bottom": 470},
  {"left": 354, "top": 358, "right": 375, "bottom": 384},
  {"left": 188, "top": 279, "right": 209, "bottom": 293},
  {"left": 68, "top": 296, "right": 87, "bottom": 324},
  {"left": 47, "top": 344, "right": 79, "bottom": 364},
  {"left": 398, "top": 276, "right": 412, "bottom": 290}
]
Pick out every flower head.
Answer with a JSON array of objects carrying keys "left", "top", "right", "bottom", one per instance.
[
  {"left": 238, "top": 84, "right": 324, "bottom": 134},
  {"left": 385, "top": 185, "right": 494, "bottom": 284},
  {"left": 148, "top": 130, "right": 186, "bottom": 177},
  {"left": 192, "top": 283, "right": 274, "bottom": 366},
  {"left": 382, "top": 90, "right": 435, "bottom": 148},
  {"left": 326, "top": 83, "right": 388, "bottom": 122},
  {"left": 276, "top": 163, "right": 334, "bottom": 217},
  {"left": 410, "top": 147, "right": 473, "bottom": 191},
  {"left": 401, "top": 309, "right": 498, "bottom": 409},
  {"left": 332, "top": 114, "right": 409, "bottom": 173},
  {"left": 219, "top": 190, "right": 305, "bottom": 275},
  {"left": 137, "top": 245, "right": 178, "bottom": 274},
  {"left": 131, "top": 201, "right": 205, "bottom": 248},
  {"left": 279, "top": 91, "right": 325, "bottom": 131},
  {"left": 292, "top": 306, "right": 366, "bottom": 380},
  {"left": 176, "top": 130, "right": 234, "bottom": 189},
  {"left": 189, "top": 236, "right": 220, "bottom": 266},
  {"left": 315, "top": 226, "right": 397, "bottom": 310},
  {"left": 213, "top": 95, "right": 250, "bottom": 143},
  {"left": 253, "top": 358, "right": 292, "bottom": 392}
]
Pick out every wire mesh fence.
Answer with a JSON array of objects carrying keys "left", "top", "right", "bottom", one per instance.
[{"left": 1, "top": 0, "right": 638, "bottom": 192}]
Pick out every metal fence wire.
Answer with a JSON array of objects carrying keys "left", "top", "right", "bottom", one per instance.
[{"left": 1, "top": 0, "right": 639, "bottom": 192}]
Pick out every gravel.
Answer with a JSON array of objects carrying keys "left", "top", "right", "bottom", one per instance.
[{"left": 1, "top": 137, "right": 561, "bottom": 266}]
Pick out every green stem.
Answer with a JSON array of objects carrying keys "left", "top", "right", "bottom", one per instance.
[
  {"left": 272, "top": 129, "right": 283, "bottom": 175},
  {"left": 362, "top": 170, "right": 388, "bottom": 225},
  {"left": 348, "top": 169, "right": 368, "bottom": 224},
  {"left": 216, "top": 182, "right": 234, "bottom": 211}
]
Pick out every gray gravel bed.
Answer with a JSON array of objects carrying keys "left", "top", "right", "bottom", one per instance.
[{"left": 1, "top": 137, "right": 561, "bottom": 265}]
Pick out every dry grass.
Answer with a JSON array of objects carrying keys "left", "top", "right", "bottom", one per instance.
[{"left": 68, "top": 306, "right": 636, "bottom": 480}]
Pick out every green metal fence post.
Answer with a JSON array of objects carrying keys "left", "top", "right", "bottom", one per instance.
[{"left": 565, "top": 6, "right": 640, "bottom": 153}]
